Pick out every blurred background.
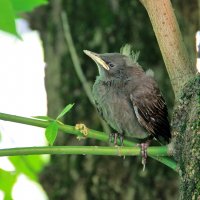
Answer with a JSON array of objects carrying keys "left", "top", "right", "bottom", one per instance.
[{"left": 0, "top": 0, "right": 199, "bottom": 199}]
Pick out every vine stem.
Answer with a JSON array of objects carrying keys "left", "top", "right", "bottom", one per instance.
[
  {"left": 0, "top": 146, "right": 166, "bottom": 157},
  {"left": 0, "top": 112, "right": 177, "bottom": 171}
]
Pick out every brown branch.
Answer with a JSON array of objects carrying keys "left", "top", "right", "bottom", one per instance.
[{"left": 140, "top": 0, "right": 195, "bottom": 98}]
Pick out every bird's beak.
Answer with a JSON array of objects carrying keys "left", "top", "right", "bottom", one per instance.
[{"left": 83, "top": 50, "right": 109, "bottom": 70}]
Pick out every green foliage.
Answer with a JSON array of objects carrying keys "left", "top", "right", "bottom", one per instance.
[
  {"left": 0, "top": 0, "right": 19, "bottom": 37},
  {"left": 0, "top": 169, "right": 17, "bottom": 200},
  {"left": 45, "top": 121, "right": 59, "bottom": 145},
  {"left": 9, "top": 155, "right": 46, "bottom": 181},
  {"left": 0, "top": 156, "right": 47, "bottom": 199},
  {"left": 44, "top": 103, "right": 74, "bottom": 145},
  {"left": 56, "top": 103, "right": 74, "bottom": 120},
  {"left": 0, "top": 0, "right": 47, "bottom": 37},
  {"left": 11, "top": 0, "right": 47, "bottom": 13}
]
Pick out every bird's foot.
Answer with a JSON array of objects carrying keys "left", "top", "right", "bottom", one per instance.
[
  {"left": 109, "top": 132, "right": 124, "bottom": 146},
  {"left": 137, "top": 140, "right": 151, "bottom": 171}
]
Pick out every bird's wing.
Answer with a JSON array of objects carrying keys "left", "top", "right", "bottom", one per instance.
[{"left": 130, "top": 90, "right": 171, "bottom": 144}]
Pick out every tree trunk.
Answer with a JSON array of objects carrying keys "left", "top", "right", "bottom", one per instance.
[{"left": 172, "top": 76, "right": 200, "bottom": 199}]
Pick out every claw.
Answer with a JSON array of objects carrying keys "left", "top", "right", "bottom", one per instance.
[
  {"left": 109, "top": 132, "right": 114, "bottom": 143},
  {"left": 137, "top": 140, "right": 151, "bottom": 171},
  {"left": 114, "top": 133, "right": 118, "bottom": 146},
  {"left": 109, "top": 132, "right": 124, "bottom": 146}
]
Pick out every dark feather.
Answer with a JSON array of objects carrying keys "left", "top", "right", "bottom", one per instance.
[{"left": 130, "top": 86, "right": 171, "bottom": 144}]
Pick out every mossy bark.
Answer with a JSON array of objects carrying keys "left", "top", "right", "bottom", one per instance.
[{"left": 172, "top": 76, "right": 200, "bottom": 200}]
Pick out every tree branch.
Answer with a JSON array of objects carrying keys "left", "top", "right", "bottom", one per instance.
[
  {"left": 0, "top": 112, "right": 177, "bottom": 171},
  {"left": 139, "top": 0, "right": 195, "bottom": 98},
  {"left": 0, "top": 146, "right": 167, "bottom": 157}
]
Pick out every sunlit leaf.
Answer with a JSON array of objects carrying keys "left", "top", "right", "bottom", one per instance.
[
  {"left": 0, "top": 169, "right": 17, "bottom": 200},
  {"left": 0, "top": 0, "right": 19, "bottom": 37},
  {"left": 0, "top": 0, "right": 48, "bottom": 37},
  {"left": 10, "top": 0, "right": 48, "bottom": 13},
  {"left": 9, "top": 155, "right": 46, "bottom": 181},
  {"left": 45, "top": 121, "right": 59, "bottom": 145},
  {"left": 56, "top": 103, "right": 74, "bottom": 120}
]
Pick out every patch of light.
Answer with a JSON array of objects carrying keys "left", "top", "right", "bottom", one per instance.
[
  {"left": 0, "top": 18, "right": 48, "bottom": 199},
  {"left": 0, "top": 157, "right": 15, "bottom": 171},
  {"left": 0, "top": 191, "right": 4, "bottom": 200},
  {"left": 0, "top": 19, "right": 47, "bottom": 147},
  {"left": 12, "top": 174, "right": 48, "bottom": 200},
  {"left": 196, "top": 31, "right": 200, "bottom": 73}
]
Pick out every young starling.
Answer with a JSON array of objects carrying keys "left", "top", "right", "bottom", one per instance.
[{"left": 83, "top": 50, "right": 171, "bottom": 148}]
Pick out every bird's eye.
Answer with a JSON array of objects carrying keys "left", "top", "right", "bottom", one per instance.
[{"left": 108, "top": 63, "right": 115, "bottom": 68}]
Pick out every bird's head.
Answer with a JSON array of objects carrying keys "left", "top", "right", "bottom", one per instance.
[{"left": 83, "top": 50, "right": 134, "bottom": 79}]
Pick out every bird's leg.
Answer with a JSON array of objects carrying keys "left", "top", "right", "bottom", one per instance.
[
  {"left": 137, "top": 139, "right": 152, "bottom": 171},
  {"left": 109, "top": 132, "right": 124, "bottom": 146},
  {"left": 114, "top": 133, "right": 118, "bottom": 146},
  {"left": 119, "top": 133, "right": 124, "bottom": 146},
  {"left": 109, "top": 132, "right": 114, "bottom": 143}
]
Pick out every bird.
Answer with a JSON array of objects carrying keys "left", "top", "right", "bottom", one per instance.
[{"left": 83, "top": 49, "right": 171, "bottom": 167}]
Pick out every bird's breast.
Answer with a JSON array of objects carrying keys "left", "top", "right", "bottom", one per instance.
[{"left": 92, "top": 79, "right": 148, "bottom": 139}]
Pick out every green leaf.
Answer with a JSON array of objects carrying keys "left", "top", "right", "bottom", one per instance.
[
  {"left": 9, "top": 155, "right": 46, "bottom": 181},
  {"left": 56, "top": 103, "right": 74, "bottom": 120},
  {"left": 10, "top": 0, "right": 48, "bottom": 13},
  {"left": 0, "top": 169, "right": 17, "bottom": 200},
  {"left": 0, "top": 0, "right": 19, "bottom": 37},
  {"left": 45, "top": 121, "right": 59, "bottom": 145}
]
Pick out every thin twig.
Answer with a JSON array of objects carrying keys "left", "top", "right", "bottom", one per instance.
[{"left": 0, "top": 146, "right": 167, "bottom": 157}]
